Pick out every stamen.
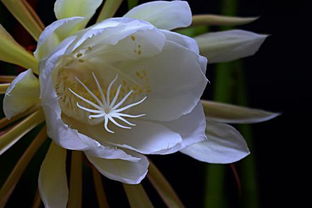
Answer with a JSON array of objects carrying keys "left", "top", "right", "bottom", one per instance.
[{"left": 68, "top": 73, "right": 147, "bottom": 133}]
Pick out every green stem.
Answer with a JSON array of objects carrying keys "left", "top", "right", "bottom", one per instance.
[
  {"left": 96, "top": 0, "right": 123, "bottom": 23},
  {"left": 205, "top": 0, "right": 260, "bottom": 207},
  {"left": 236, "top": 68, "right": 260, "bottom": 208},
  {"left": 204, "top": 0, "right": 240, "bottom": 208}
]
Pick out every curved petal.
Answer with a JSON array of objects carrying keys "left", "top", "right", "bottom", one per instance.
[
  {"left": 3, "top": 69, "right": 39, "bottom": 119},
  {"left": 202, "top": 100, "right": 280, "bottom": 123},
  {"left": 39, "top": 43, "right": 139, "bottom": 162},
  {"left": 161, "top": 29, "right": 207, "bottom": 73},
  {"left": 124, "top": 1, "right": 192, "bottom": 30},
  {"left": 126, "top": 40, "right": 208, "bottom": 121},
  {"left": 67, "top": 18, "right": 162, "bottom": 56},
  {"left": 74, "top": 119, "right": 183, "bottom": 155},
  {"left": 38, "top": 142, "right": 68, "bottom": 208},
  {"left": 155, "top": 102, "right": 207, "bottom": 154},
  {"left": 35, "top": 17, "right": 87, "bottom": 60},
  {"left": 84, "top": 25, "right": 166, "bottom": 64},
  {"left": 161, "top": 29, "right": 199, "bottom": 54},
  {"left": 181, "top": 120, "right": 250, "bottom": 164},
  {"left": 195, "top": 29, "right": 268, "bottom": 63},
  {"left": 54, "top": 0, "right": 103, "bottom": 19},
  {"left": 86, "top": 151, "right": 149, "bottom": 184}
]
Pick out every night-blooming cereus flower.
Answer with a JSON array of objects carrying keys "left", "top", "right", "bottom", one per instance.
[
  {"left": 0, "top": 0, "right": 277, "bottom": 207},
  {"left": 26, "top": 0, "right": 207, "bottom": 185}
]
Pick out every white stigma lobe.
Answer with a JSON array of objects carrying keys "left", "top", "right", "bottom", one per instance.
[{"left": 69, "top": 73, "right": 146, "bottom": 133}]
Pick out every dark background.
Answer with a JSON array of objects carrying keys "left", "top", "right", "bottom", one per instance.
[{"left": 1, "top": 0, "right": 310, "bottom": 207}]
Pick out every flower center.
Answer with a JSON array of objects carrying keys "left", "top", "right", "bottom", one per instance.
[{"left": 68, "top": 73, "right": 146, "bottom": 133}]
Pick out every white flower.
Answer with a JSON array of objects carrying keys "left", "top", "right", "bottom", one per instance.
[
  {"left": 0, "top": 1, "right": 276, "bottom": 207},
  {"left": 36, "top": 0, "right": 207, "bottom": 185}
]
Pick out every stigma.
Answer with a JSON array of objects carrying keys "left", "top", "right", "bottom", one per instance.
[{"left": 69, "top": 73, "right": 146, "bottom": 133}]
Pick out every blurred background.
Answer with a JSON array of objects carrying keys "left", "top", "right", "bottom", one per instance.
[{"left": 0, "top": 0, "right": 309, "bottom": 207}]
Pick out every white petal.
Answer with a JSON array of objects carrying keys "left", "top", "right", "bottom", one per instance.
[
  {"left": 38, "top": 142, "right": 68, "bottom": 208},
  {"left": 181, "top": 120, "right": 250, "bottom": 164},
  {"left": 127, "top": 40, "right": 208, "bottom": 121},
  {"left": 195, "top": 29, "right": 268, "bottom": 63},
  {"left": 124, "top": 1, "right": 192, "bottom": 30},
  {"left": 85, "top": 25, "right": 166, "bottom": 63},
  {"left": 86, "top": 151, "right": 149, "bottom": 184},
  {"left": 39, "top": 44, "right": 139, "bottom": 162},
  {"left": 202, "top": 100, "right": 280, "bottom": 123},
  {"left": 68, "top": 18, "right": 162, "bottom": 56},
  {"left": 54, "top": 0, "right": 103, "bottom": 19},
  {"left": 156, "top": 102, "right": 207, "bottom": 154},
  {"left": 161, "top": 29, "right": 199, "bottom": 53},
  {"left": 82, "top": 120, "right": 182, "bottom": 155},
  {"left": 35, "top": 17, "right": 87, "bottom": 60},
  {"left": 161, "top": 29, "right": 208, "bottom": 73},
  {"left": 3, "top": 69, "right": 39, "bottom": 119}
]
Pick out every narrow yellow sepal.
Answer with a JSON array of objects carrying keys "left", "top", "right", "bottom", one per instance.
[
  {"left": 0, "top": 126, "right": 47, "bottom": 207},
  {"left": 0, "top": 75, "right": 16, "bottom": 83},
  {"left": 123, "top": 184, "right": 154, "bottom": 208},
  {"left": 91, "top": 167, "right": 110, "bottom": 208},
  {"left": 0, "top": 83, "right": 9, "bottom": 94},
  {"left": 0, "top": 109, "right": 45, "bottom": 155},
  {"left": 192, "top": 15, "right": 258, "bottom": 26},
  {"left": 147, "top": 161, "right": 185, "bottom": 208},
  {"left": 0, "top": 25, "right": 38, "bottom": 73},
  {"left": 68, "top": 151, "right": 83, "bottom": 208},
  {"left": 1, "top": 0, "right": 44, "bottom": 40}
]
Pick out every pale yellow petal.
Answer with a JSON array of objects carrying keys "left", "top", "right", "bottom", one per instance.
[
  {"left": 201, "top": 100, "right": 280, "bottom": 123},
  {"left": 0, "top": 25, "right": 38, "bottom": 72},
  {"left": 3, "top": 69, "right": 40, "bottom": 119},
  {"left": 54, "top": 0, "right": 103, "bottom": 19},
  {"left": 1, "top": 0, "right": 44, "bottom": 40},
  {"left": 38, "top": 142, "right": 68, "bottom": 208}
]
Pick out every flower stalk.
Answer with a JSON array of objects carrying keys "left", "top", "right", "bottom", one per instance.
[{"left": 205, "top": 0, "right": 239, "bottom": 207}]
